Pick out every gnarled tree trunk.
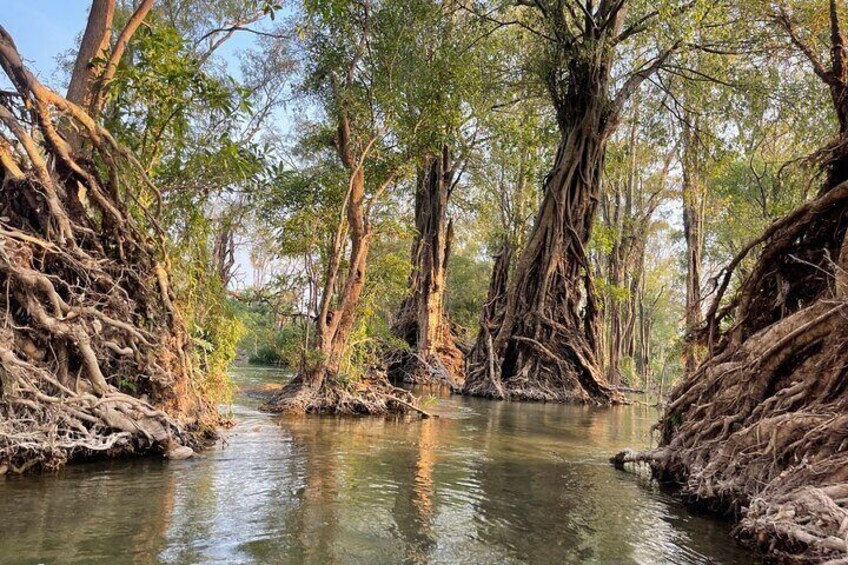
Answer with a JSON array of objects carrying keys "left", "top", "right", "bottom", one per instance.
[
  {"left": 463, "top": 0, "right": 674, "bottom": 404},
  {"left": 0, "top": 26, "right": 209, "bottom": 473},
  {"left": 464, "top": 98, "right": 621, "bottom": 403},
  {"left": 389, "top": 146, "right": 464, "bottom": 388}
]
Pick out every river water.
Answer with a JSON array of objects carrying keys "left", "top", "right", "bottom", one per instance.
[{"left": 0, "top": 366, "right": 757, "bottom": 564}]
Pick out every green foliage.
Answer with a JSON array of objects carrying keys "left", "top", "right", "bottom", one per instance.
[
  {"left": 94, "top": 2, "right": 285, "bottom": 406},
  {"left": 81, "top": 0, "right": 844, "bottom": 397},
  {"left": 446, "top": 251, "right": 492, "bottom": 335},
  {"left": 233, "top": 299, "right": 305, "bottom": 366}
]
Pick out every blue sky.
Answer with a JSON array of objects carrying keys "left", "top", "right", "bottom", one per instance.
[{"left": 2, "top": 1, "right": 91, "bottom": 86}]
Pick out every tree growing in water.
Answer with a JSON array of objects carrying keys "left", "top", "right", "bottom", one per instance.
[
  {"left": 615, "top": 2, "right": 848, "bottom": 560},
  {"left": 262, "top": 0, "right": 423, "bottom": 415},
  {"left": 0, "top": 0, "right": 284, "bottom": 471},
  {"left": 391, "top": 148, "right": 466, "bottom": 386},
  {"left": 0, "top": 22, "right": 208, "bottom": 471},
  {"left": 385, "top": 1, "right": 492, "bottom": 388},
  {"left": 464, "top": 0, "right": 696, "bottom": 403}
]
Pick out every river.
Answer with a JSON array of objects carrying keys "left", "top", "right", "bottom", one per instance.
[{"left": 0, "top": 366, "right": 757, "bottom": 564}]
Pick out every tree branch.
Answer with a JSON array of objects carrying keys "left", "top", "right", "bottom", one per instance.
[
  {"left": 90, "top": 0, "right": 155, "bottom": 116},
  {"left": 830, "top": 0, "right": 846, "bottom": 81},
  {"left": 611, "top": 42, "right": 681, "bottom": 124},
  {"left": 775, "top": 9, "right": 839, "bottom": 87}
]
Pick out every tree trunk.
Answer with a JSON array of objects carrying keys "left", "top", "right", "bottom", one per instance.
[
  {"left": 65, "top": 0, "right": 153, "bottom": 124},
  {"left": 66, "top": 0, "right": 116, "bottom": 109},
  {"left": 464, "top": 94, "right": 622, "bottom": 403},
  {"left": 212, "top": 220, "right": 236, "bottom": 289},
  {"left": 681, "top": 117, "right": 705, "bottom": 375},
  {"left": 263, "top": 118, "right": 417, "bottom": 415},
  {"left": 602, "top": 185, "right": 624, "bottom": 387},
  {"left": 390, "top": 146, "right": 464, "bottom": 387}
]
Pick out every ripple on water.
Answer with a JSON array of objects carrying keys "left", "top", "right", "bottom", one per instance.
[{"left": 0, "top": 366, "right": 756, "bottom": 565}]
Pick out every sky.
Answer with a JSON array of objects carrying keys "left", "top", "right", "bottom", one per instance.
[{"left": 2, "top": 1, "right": 91, "bottom": 87}]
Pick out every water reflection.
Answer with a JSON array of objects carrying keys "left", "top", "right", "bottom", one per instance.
[{"left": 0, "top": 367, "right": 756, "bottom": 564}]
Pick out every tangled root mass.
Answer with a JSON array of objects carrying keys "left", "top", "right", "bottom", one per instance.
[{"left": 0, "top": 27, "right": 212, "bottom": 472}]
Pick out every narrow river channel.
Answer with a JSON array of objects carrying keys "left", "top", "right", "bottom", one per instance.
[{"left": 0, "top": 366, "right": 757, "bottom": 564}]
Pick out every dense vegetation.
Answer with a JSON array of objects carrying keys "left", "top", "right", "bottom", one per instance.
[{"left": 1, "top": 0, "right": 846, "bottom": 561}]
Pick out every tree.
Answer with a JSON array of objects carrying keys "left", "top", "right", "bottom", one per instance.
[
  {"left": 464, "top": 0, "right": 696, "bottom": 403},
  {"left": 67, "top": 0, "right": 154, "bottom": 120},
  {"left": 614, "top": 2, "right": 848, "bottom": 560},
  {"left": 262, "top": 0, "right": 421, "bottom": 414},
  {"left": 0, "top": 23, "right": 206, "bottom": 471},
  {"left": 386, "top": 0, "right": 491, "bottom": 387},
  {"left": 595, "top": 95, "right": 673, "bottom": 387},
  {"left": 679, "top": 113, "right": 706, "bottom": 375},
  {"left": 390, "top": 148, "right": 466, "bottom": 386},
  {"left": 0, "top": 0, "right": 285, "bottom": 472}
]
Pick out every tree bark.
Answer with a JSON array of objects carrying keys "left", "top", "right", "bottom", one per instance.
[
  {"left": 681, "top": 117, "right": 705, "bottom": 375},
  {"left": 464, "top": 96, "right": 621, "bottom": 403},
  {"left": 390, "top": 146, "right": 464, "bottom": 387},
  {"left": 66, "top": 0, "right": 116, "bottom": 109}
]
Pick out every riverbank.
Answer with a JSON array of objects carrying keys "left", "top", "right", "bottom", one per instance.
[{"left": 0, "top": 366, "right": 758, "bottom": 564}]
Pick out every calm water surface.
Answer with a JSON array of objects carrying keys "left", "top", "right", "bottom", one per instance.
[{"left": 0, "top": 366, "right": 756, "bottom": 564}]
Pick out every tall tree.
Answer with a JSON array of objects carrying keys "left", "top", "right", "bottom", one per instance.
[
  {"left": 387, "top": 1, "right": 491, "bottom": 387},
  {"left": 67, "top": 0, "right": 155, "bottom": 119},
  {"left": 262, "top": 0, "right": 420, "bottom": 414},
  {"left": 391, "top": 149, "right": 466, "bottom": 385},
  {"left": 596, "top": 98, "right": 671, "bottom": 387},
  {"left": 464, "top": 0, "right": 695, "bottom": 403},
  {"left": 680, "top": 113, "right": 706, "bottom": 375},
  {"left": 0, "top": 19, "right": 206, "bottom": 471}
]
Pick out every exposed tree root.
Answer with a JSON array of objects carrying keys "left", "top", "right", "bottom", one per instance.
[
  {"left": 386, "top": 315, "right": 465, "bottom": 389},
  {"left": 261, "top": 368, "right": 423, "bottom": 417},
  {"left": 613, "top": 177, "right": 848, "bottom": 562},
  {"left": 464, "top": 246, "right": 623, "bottom": 404},
  {"left": 0, "top": 27, "right": 212, "bottom": 473},
  {"left": 386, "top": 348, "right": 463, "bottom": 390}
]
